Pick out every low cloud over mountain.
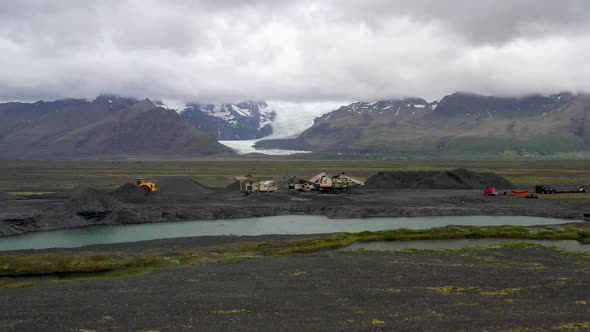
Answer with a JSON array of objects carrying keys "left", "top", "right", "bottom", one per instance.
[{"left": 1, "top": 1, "right": 590, "bottom": 103}]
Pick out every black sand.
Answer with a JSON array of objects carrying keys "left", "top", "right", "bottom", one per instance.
[{"left": 1, "top": 240, "right": 589, "bottom": 331}]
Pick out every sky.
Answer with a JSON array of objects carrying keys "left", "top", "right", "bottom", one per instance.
[{"left": 1, "top": 0, "right": 590, "bottom": 103}]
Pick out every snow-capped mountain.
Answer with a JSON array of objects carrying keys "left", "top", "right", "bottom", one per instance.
[
  {"left": 256, "top": 92, "right": 590, "bottom": 157},
  {"left": 178, "top": 101, "right": 276, "bottom": 140},
  {"left": 317, "top": 98, "right": 438, "bottom": 121}
]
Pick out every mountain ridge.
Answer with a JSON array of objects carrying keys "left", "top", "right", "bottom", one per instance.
[
  {"left": 255, "top": 92, "right": 590, "bottom": 157},
  {"left": 2, "top": 91, "right": 589, "bottom": 158},
  {"left": 179, "top": 100, "right": 276, "bottom": 140},
  {"left": 0, "top": 97, "right": 232, "bottom": 159}
]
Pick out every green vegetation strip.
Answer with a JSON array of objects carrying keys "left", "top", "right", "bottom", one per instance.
[{"left": 1, "top": 225, "right": 590, "bottom": 286}]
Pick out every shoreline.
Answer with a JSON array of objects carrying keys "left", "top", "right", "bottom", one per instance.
[{"left": 2, "top": 189, "right": 590, "bottom": 238}]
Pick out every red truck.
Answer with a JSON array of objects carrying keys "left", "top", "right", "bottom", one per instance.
[{"left": 483, "top": 187, "right": 497, "bottom": 196}]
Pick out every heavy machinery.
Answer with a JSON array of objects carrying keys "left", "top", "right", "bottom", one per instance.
[
  {"left": 237, "top": 175, "right": 277, "bottom": 194},
  {"left": 289, "top": 172, "right": 365, "bottom": 192},
  {"left": 136, "top": 178, "right": 158, "bottom": 192},
  {"left": 535, "top": 185, "right": 586, "bottom": 194},
  {"left": 535, "top": 185, "right": 557, "bottom": 194},
  {"left": 483, "top": 187, "right": 497, "bottom": 196},
  {"left": 316, "top": 172, "right": 365, "bottom": 192},
  {"left": 287, "top": 176, "right": 319, "bottom": 191}
]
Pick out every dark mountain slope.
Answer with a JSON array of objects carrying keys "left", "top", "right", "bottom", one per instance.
[
  {"left": 0, "top": 95, "right": 137, "bottom": 144},
  {"left": 0, "top": 99, "right": 232, "bottom": 159}
]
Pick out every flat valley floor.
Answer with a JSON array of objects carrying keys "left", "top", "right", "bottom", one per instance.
[
  {"left": 1, "top": 236, "right": 590, "bottom": 331},
  {"left": 2, "top": 159, "right": 590, "bottom": 331}
]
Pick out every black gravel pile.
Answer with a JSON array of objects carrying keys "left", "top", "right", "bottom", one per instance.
[
  {"left": 111, "top": 183, "right": 151, "bottom": 203},
  {"left": 59, "top": 187, "right": 124, "bottom": 213},
  {"left": 365, "top": 168, "right": 514, "bottom": 190},
  {"left": 53, "top": 184, "right": 99, "bottom": 198},
  {"left": 222, "top": 180, "right": 241, "bottom": 192},
  {"left": 155, "top": 177, "right": 214, "bottom": 195}
]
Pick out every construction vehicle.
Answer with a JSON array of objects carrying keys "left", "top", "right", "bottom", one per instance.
[
  {"left": 288, "top": 176, "right": 319, "bottom": 191},
  {"left": 237, "top": 175, "right": 277, "bottom": 195},
  {"left": 535, "top": 185, "right": 557, "bottom": 194},
  {"left": 290, "top": 172, "right": 365, "bottom": 192},
  {"left": 535, "top": 185, "right": 586, "bottom": 194},
  {"left": 136, "top": 178, "right": 158, "bottom": 192},
  {"left": 483, "top": 187, "right": 497, "bottom": 196}
]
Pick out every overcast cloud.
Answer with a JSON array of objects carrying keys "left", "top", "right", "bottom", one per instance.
[{"left": 1, "top": 0, "right": 589, "bottom": 103}]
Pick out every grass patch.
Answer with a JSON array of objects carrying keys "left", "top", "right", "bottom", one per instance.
[
  {"left": 209, "top": 309, "right": 252, "bottom": 315},
  {"left": 552, "top": 322, "right": 590, "bottom": 331},
  {"left": 424, "top": 286, "right": 473, "bottom": 295},
  {"left": 479, "top": 287, "right": 530, "bottom": 296}
]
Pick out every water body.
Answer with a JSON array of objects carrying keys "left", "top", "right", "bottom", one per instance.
[
  {"left": 342, "top": 239, "right": 590, "bottom": 253},
  {"left": 0, "top": 215, "right": 578, "bottom": 251}
]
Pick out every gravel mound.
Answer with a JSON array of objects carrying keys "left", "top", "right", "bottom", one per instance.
[
  {"left": 53, "top": 185, "right": 99, "bottom": 198},
  {"left": 59, "top": 187, "right": 124, "bottom": 213},
  {"left": 223, "top": 180, "right": 241, "bottom": 192},
  {"left": 155, "top": 177, "right": 214, "bottom": 195},
  {"left": 365, "top": 168, "right": 514, "bottom": 190},
  {"left": 111, "top": 183, "right": 151, "bottom": 203}
]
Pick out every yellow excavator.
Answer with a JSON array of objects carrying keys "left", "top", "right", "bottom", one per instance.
[{"left": 136, "top": 178, "right": 158, "bottom": 192}]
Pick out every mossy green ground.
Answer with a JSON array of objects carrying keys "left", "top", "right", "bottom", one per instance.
[
  {"left": 3, "top": 240, "right": 590, "bottom": 331},
  {"left": 2, "top": 224, "right": 590, "bottom": 286}
]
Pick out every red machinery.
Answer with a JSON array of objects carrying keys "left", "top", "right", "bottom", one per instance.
[{"left": 483, "top": 187, "right": 497, "bottom": 196}]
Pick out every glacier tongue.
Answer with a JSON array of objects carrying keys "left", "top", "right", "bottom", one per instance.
[
  {"left": 217, "top": 100, "right": 346, "bottom": 155},
  {"left": 154, "top": 98, "right": 348, "bottom": 155},
  {"left": 219, "top": 139, "right": 312, "bottom": 155},
  {"left": 265, "top": 100, "right": 348, "bottom": 138}
]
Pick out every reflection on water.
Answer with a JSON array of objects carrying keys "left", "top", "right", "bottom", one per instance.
[
  {"left": 342, "top": 239, "right": 590, "bottom": 252},
  {"left": 0, "top": 215, "right": 579, "bottom": 251}
]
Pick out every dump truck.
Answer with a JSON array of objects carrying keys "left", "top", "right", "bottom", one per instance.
[
  {"left": 237, "top": 175, "right": 277, "bottom": 194},
  {"left": 136, "top": 178, "right": 158, "bottom": 192}
]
